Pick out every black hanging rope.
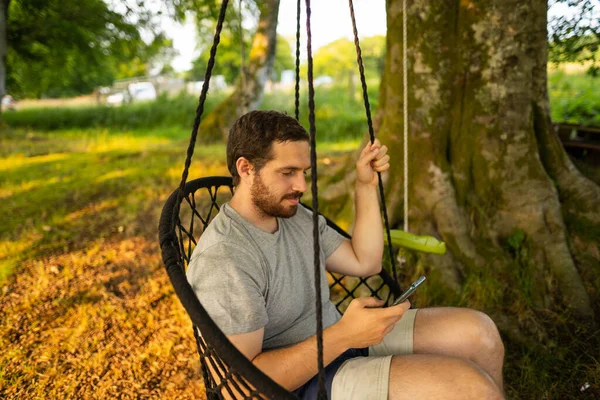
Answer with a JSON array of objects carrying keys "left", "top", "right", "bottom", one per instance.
[
  {"left": 347, "top": 0, "right": 398, "bottom": 284},
  {"left": 304, "top": 0, "right": 327, "bottom": 398},
  {"left": 171, "top": 0, "right": 230, "bottom": 233},
  {"left": 239, "top": 0, "right": 247, "bottom": 105},
  {"left": 294, "top": 0, "right": 301, "bottom": 120}
]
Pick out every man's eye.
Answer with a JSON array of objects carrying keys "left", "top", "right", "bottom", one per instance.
[{"left": 283, "top": 171, "right": 294, "bottom": 176}]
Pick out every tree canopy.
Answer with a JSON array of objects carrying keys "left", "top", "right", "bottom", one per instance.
[
  {"left": 313, "top": 35, "right": 385, "bottom": 82},
  {"left": 548, "top": 0, "right": 600, "bottom": 75},
  {"left": 6, "top": 0, "right": 174, "bottom": 98}
]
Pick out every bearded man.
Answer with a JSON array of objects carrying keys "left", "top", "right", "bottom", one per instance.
[{"left": 186, "top": 110, "right": 505, "bottom": 400}]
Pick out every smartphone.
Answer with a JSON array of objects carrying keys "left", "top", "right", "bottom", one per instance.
[{"left": 391, "top": 276, "right": 426, "bottom": 306}]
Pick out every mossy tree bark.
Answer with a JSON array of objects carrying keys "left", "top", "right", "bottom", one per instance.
[
  {"left": 363, "top": 0, "right": 600, "bottom": 326},
  {"left": 199, "top": 0, "right": 280, "bottom": 142}
]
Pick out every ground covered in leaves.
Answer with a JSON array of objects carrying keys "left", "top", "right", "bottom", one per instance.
[
  {"left": 0, "top": 127, "right": 356, "bottom": 398},
  {"left": 1, "top": 125, "right": 599, "bottom": 399},
  {"left": 1, "top": 237, "right": 205, "bottom": 399}
]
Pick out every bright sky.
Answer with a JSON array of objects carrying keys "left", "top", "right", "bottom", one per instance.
[
  {"left": 163, "top": 0, "right": 578, "bottom": 72},
  {"left": 166, "top": 0, "right": 387, "bottom": 72}
]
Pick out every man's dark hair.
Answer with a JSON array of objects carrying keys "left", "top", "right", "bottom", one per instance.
[{"left": 227, "top": 110, "right": 309, "bottom": 186}]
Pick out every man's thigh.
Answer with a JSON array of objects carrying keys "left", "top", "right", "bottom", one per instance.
[
  {"left": 332, "top": 308, "right": 504, "bottom": 399},
  {"left": 331, "top": 354, "right": 502, "bottom": 400},
  {"left": 369, "top": 308, "right": 418, "bottom": 357},
  {"left": 388, "top": 354, "right": 503, "bottom": 400},
  {"left": 368, "top": 307, "right": 495, "bottom": 358}
]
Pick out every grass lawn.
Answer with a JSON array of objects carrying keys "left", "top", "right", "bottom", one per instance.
[
  {"left": 0, "top": 126, "right": 362, "bottom": 398},
  {"left": 1, "top": 92, "right": 599, "bottom": 397},
  {"left": 0, "top": 127, "right": 219, "bottom": 398}
]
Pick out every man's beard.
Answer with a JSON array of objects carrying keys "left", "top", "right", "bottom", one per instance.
[{"left": 251, "top": 174, "right": 302, "bottom": 218}]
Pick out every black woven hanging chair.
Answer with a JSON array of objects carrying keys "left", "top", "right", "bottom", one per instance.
[
  {"left": 158, "top": 0, "right": 407, "bottom": 398},
  {"left": 158, "top": 177, "right": 402, "bottom": 399}
]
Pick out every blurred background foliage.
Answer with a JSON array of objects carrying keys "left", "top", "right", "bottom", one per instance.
[
  {"left": 6, "top": 0, "right": 175, "bottom": 98},
  {"left": 549, "top": 0, "right": 600, "bottom": 76}
]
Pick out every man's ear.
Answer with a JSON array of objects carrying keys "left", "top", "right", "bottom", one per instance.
[{"left": 236, "top": 157, "right": 255, "bottom": 184}]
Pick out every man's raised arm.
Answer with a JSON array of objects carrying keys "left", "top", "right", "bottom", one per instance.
[{"left": 326, "top": 139, "right": 390, "bottom": 278}]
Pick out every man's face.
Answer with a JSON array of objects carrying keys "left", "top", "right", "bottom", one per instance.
[{"left": 250, "top": 140, "right": 310, "bottom": 218}]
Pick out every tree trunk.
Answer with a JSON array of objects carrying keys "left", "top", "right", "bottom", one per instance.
[
  {"left": 366, "top": 0, "right": 599, "bottom": 326},
  {"left": 199, "top": 0, "right": 280, "bottom": 142},
  {"left": 0, "top": 0, "right": 9, "bottom": 121}
]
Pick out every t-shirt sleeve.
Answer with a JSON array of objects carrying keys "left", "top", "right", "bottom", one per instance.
[
  {"left": 186, "top": 242, "right": 268, "bottom": 336},
  {"left": 317, "top": 213, "right": 347, "bottom": 258}
]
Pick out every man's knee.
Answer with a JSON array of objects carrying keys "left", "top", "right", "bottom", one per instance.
[
  {"left": 469, "top": 310, "right": 504, "bottom": 359},
  {"left": 454, "top": 309, "right": 504, "bottom": 360}
]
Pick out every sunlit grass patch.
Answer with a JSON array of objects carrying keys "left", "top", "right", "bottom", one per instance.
[
  {"left": 0, "top": 124, "right": 357, "bottom": 282},
  {"left": 318, "top": 140, "right": 362, "bottom": 153},
  {"left": 0, "top": 258, "right": 17, "bottom": 283},
  {"left": 0, "top": 121, "right": 361, "bottom": 397},
  {"left": 0, "top": 152, "right": 69, "bottom": 171},
  {"left": 96, "top": 168, "right": 138, "bottom": 183},
  {"left": 0, "top": 127, "right": 190, "bottom": 283},
  {"left": 0, "top": 237, "right": 205, "bottom": 398}
]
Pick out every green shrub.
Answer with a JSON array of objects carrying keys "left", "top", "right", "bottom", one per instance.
[
  {"left": 5, "top": 85, "right": 380, "bottom": 143},
  {"left": 6, "top": 72, "right": 599, "bottom": 136},
  {"left": 549, "top": 71, "right": 600, "bottom": 126},
  {"left": 4, "top": 93, "right": 224, "bottom": 131},
  {"left": 261, "top": 84, "right": 380, "bottom": 142}
]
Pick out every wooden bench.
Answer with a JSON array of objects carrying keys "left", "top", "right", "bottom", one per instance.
[
  {"left": 553, "top": 123, "right": 600, "bottom": 164},
  {"left": 554, "top": 123, "right": 600, "bottom": 151}
]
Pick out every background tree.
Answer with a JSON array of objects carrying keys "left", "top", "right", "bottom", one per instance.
[
  {"left": 337, "top": 0, "right": 600, "bottom": 343},
  {"left": 271, "top": 34, "right": 294, "bottom": 81},
  {"left": 2, "top": 0, "right": 172, "bottom": 101},
  {"left": 114, "top": 34, "right": 178, "bottom": 80},
  {"left": 549, "top": 0, "right": 600, "bottom": 75},
  {"left": 313, "top": 35, "right": 385, "bottom": 83},
  {"left": 199, "top": 0, "right": 280, "bottom": 142},
  {"left": 174, "top": 0, "right": 280, "bottom": 142},
  {"left": 0, "top": 0, "right": 8, "bottom": 120},
  {"left": 188, "top": 32, "right": 292, "bottom": 85}
]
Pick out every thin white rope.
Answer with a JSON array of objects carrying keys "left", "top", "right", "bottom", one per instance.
[{"left": 403, "top": 0, "right": 409, "bottom": 232}]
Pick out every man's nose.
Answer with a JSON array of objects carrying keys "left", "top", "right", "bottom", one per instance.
[{"left": 292, "top": 174, "right": 307, "bottom": 193}]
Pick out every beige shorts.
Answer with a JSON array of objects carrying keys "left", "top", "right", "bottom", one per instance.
[{"left": 331, "top": 308, "right": 419, "bottom": 400}]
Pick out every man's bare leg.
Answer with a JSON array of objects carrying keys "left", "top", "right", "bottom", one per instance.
[
  {"left": 388, "top": 354, "right": 504, "bottom": 400},
  {"left": 412, "top": 307, "right": 505, "bottom": 391}
]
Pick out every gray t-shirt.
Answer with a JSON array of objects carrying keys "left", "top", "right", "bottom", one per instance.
[{"left": 186, "top": 202, "right": 346, "bottom": 350}]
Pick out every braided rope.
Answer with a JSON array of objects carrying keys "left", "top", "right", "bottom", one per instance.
[
  {"left": 403, "top": 0, "right": 409, "bottom": 232},
  {"left": 171, "top": 0, "right": 230, "bottom": 236},
  {"left": 347, "top": 0, "right": 398, "bottom": 283},
  {"left": 304, "top": 0, "right": 327, "bottom": 397},
  {"left": 294, "top": 0, "right": 301, "bottom": 120},
  {"left": 239, "top": 0, "right": 246, "bottom": 101}
]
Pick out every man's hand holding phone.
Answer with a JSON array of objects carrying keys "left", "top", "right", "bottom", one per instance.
[
  {"left": 333, "top": 276, "right": 425, "bottom": 349},
  {"left": 335, "top": 297, "right": 410, "bottom": 349}
]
